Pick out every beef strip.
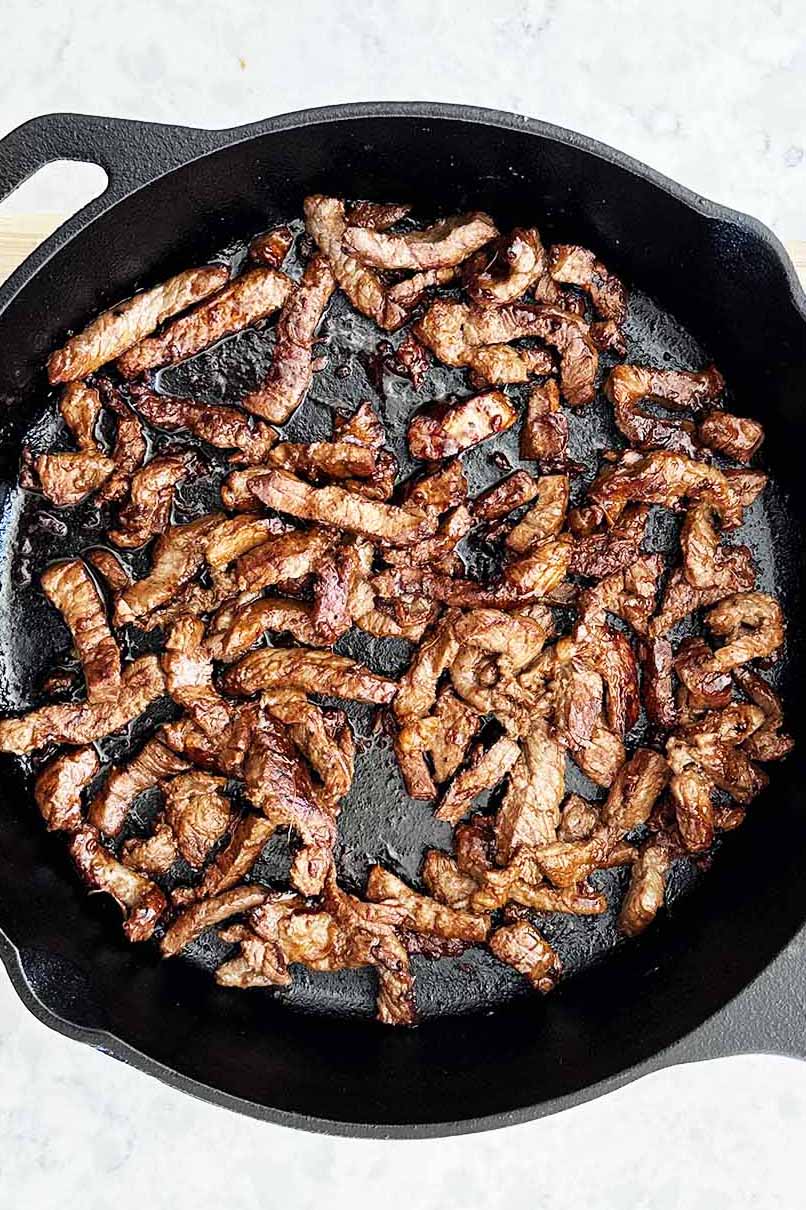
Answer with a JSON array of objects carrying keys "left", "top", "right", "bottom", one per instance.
[
  {"left": 89, "top": 733, "right": 190, "bottom": 836},
  {"left": 618, "top": 839, "right": 674, "bottom": 936},
  {"left": 117, "top": 267, "right": 294, "bottom": 377},
  {"left": 34, "top": 746, "right": 99, "bottom": 832},
  {"left": 249, "top": 469, "right": 436, "bottom": 546},
  {"left": 248, "top": 225, "right": 294, "bottom": 267},
  {"left": 697, "top": 411, "right": 764, "bottom": 463},
  {"left": 473, "top": 470, "right": 540, "bottom": 521},
  {"left": 642, "top": 636, "right": 677, "bottom": 728},
  {"left": 605, "top": 364, "right": 723, "bottom": 454},
  {"left": 163, "top": 616, "right": 232, "bottom": 738},
  {"left": 520, "top": 379, "right": 569, "bottom": 464},
  {"left": 436, "top": 735, "right": 521, "bottom": 825},
  {"left": 69, "top": 824, "right": 166, "bottom": 942},
  {"left": 0, "top": 655, "right": 165, "bottom": 755},
  {"left": 394, "top": 610, "right": 460, "bottom": 719},
  {"left": 466, "top": 344, "right": 555, "bottom": 385},
  {"left": 366, "top": 866, "right": 488, "bottom": 942},
  {"left": 303, "top": 195, "right": 407, "bottom": 331},
  {"left": 465, "top": 227, "right": 548, "bottom": 306},
  {"left": 589, "top": 450, "right": 742, "bottom": 529},
  {"left": 95, "top": 386, "right": 148, "bottom": 504},
  {"left": 505, "top": 474, "right": 569, "bottom": 551},
  {"left": 223, "top": 646, "right": 396, "bottom": 704},
  {"left": 107, "top": 454, "right": 192, "bottom": 548},
  {"left": 733, "top": 667, "right": 794, "bottom": 762},
  {"left": 129, "top": 383, "right": 277, "bottom": 465},
  {"left": 188, "top": 812, "right": 275, "bottom": 901},
  {"left": 122, "top": 822, "right": 180, "bottom": 876},
  {"left": 650, "top": 543, "right": 756, "bottom": 636},
  {"left": 161, "top": 885, "right": 269, "bottom": 958},
  {"left": 488, "top": 921, "right": 561, "bottom": 992},
  {"left": 163, "top": 772, "right": 233, "bottom": 867},
  {"left": 568, "top": 504, "right": 650, "bottom": 577},
  {"left": 407, "top": 390, "right": 517, "bottom": 460},
  {"left": 48, "top": 264, "right": 230, "bottom": 383},
  {"left": 35, "top": 382, "right": 115, "bottom": 506},
  {"left": 242, "top": 253, "right": 336, "bottom": 423},
  {"left": 344, "top": 211, "right": 497, "bottom": 271},
  {"left": 416, "top": 300, "right": 598, "bottom": 406},
  {"left": 40, "top": 559, "right": 121, "bottom": 702},
  {"left": 268, "top": 438, "right": 376, "bottom": 481},
  {"left": 705, "top": 591, "right": 785, "bottom": 671},
  {"left": 495, "top": 724, "right": 564, "bottom": 863},
  {"left": 113, "top": 514, "right": 223, "bottom": 624},
  {"left": 421, "top": 850, "right": 479, "bottom": 910}
]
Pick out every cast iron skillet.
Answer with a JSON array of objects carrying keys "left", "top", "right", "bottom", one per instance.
[{"left": 0, "top": 102, "right": 805, "bottom": 1139}]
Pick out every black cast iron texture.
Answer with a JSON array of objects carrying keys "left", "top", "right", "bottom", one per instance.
[{"left": 0, "top": 102, "right": 805, "bottom": 1138}]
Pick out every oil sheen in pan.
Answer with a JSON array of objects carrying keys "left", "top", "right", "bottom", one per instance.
[{"left": 0, "top": 228, "right": 797, "bottom": 1022}]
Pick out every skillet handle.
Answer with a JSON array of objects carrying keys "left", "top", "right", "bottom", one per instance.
[
  {"left": 0, "top": 112, "right": 225, "bottom": 209},
  {"left": 656, "top": 933, "right": 806, "bottom": 1069}
]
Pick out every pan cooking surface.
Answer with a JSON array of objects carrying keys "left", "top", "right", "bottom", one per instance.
[{"left": 0, "top": 218, "right": 796, "bottom": 1023}]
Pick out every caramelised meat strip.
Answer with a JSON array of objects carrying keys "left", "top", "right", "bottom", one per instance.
[
  {"left": 242, "top": 253, "right": 335, "bottom": 423},
  {"left": 642, "top": 636, "right": 677, "bottom": 728},
  {"left": 113, "top": 514, "right": 223, "bottom": 624},
  {"left": 262, "top": 689, "right": 355, "bottom": 810},
  {"left": 95, "top": 386, "right": 148, "bottom": 504},
  {"left": 397, "top": 687, "right": 480, "bottom": 786},
  {"left": 650, "top": 543, "right": 756, "bottom": 636},
  {"left": 407, "top": 390, "right": 516, "bottom": 460},
  {"left": 466, "top": 344, "right": 554, "bottom": 386},
  {"left": 35, "top": 382, "right": 115, "bottom": 506},
  {"left": 569, "top": 504, "right": 650, "bottom": 577},
  {"left": 505, "top": 474, "right": 569, "bottom": 552},
  {"left": 473, "top": 470, "right": 540, "bottom": 521},
  {"left": 47, "top": 264, "right": 230, "bottom": 383},
  {"left": 0, "top": 654, "right": 165, "bottom": 755},
  {"left": 578, "top": 553, "right": 662, "bottom": 636},
  {"left": 248, "top": 225, "right": 294, "bottom": 267},
  {"left": 570, "top": 720, "right": 626, "bottom": 788},
  {"left": 107, "top": 454, "right": 192, "bottom": 548},
  {"left": 705, "top": 591, "right": 784, "bottom": 671},
  {"left": 226, "top": 526, "right": 329, "bottom": 595},
  {"left": 204, "top": 514, "right": 294, "bottom": 568},
  {"left": 385, "top": 536, "right": 572, "bottom": 608},
  {"left": 394, "top": 610, "right": 460, "bottom": 720},
  {"left": 558, "top": 794, "right": 600, "bottom": 842},
  {"left": 129, "top": 383, "right": 277, "bottom": 465},
  {"left": 249, "top": 469, "right": 435, "bottom": 546},
  {"left": 122, "top": 822, "right": 179, "bottom": 876},
  {"left": 589, "top": 449, "right": 744, "bottom": 529},
  {"left": 465, "top": 227, "right": 547, "bottom": 306},
  {"left": 268, "top": 438, "right": 376, "bottom": 481},
  {"left": 667, "top": 738, "right": 716, "bottom": 852},
  {"left": 680, "top": 499, "right": 722, "bottom": 588},
  {"left": 89, "top": 733, "right": 190, "bottom": 836},
  {"left": 69, "top": 824, "right": 167, "bottom": 942},
  {"left": 436, "top": 735, "right": 521, "bottom": 825},
  {"left": 697, "top": 411, "right": 765, "bottom": 463},
  {"left": 382, "top": 505, "right": 472, "bottom": 574},
  {"left": 117, "top": 267, "right": 294, "bottom": 378},
  {"left": 85, "top": 547, "right": 132, "bottom": 594},
  {"left": 163, "top": 772, "right": 233, "bottom": 867},
  {"left": 162, "top": 885, "right": 269, "bottom": 958},
  {"left": 733, "top": 667, "right": 793, "bottom": 762},
  {"left": 344, "top": 211, "right": 497, "bottom": 271},
  {"left": 366, "top": 866, "right": 488, "bottom": 943},
  {"left": 489, "top": 921, "right": 561, "bottom": 992},
  {"left": 34, "top": 746, "right": 99, "bottom": 832},
  {"left": 415, "top": 300, "right": 598, "bottom": 406},
  {"left": 163, "top": 616, "right": 232, "bottom": 738},
  {"left": 549, "top": 244, "right": 627, "bottom": 322},
  {"left": 303, "top": 195, "right": 407, "bottom": 331},
  {"left": 40, "top": 559, "right": 121, "bottom": 702},
  {"left": 618, "top": 838, "right": 674, "bottom": 936},
  {"left": 223, "top": 646, "right": 396, "bottom": 704},
  {"left": 520, "top": 380, "right": 568, "bottom": 465},
  {"left": 422, "top": 850, "right": 478, "bottom": 910},
  {"left": 386, "top": 267, "right": 457, "bottom": 315},
  {"left": 187, "top": 811, "right": 274, "bottom": 901},
  {"left": 347, "top": 200, "right": 412, "bottom": 228},
  {"left": 674, "top": 636, "right": 732, "bottom": 711},
  {"left": 495, "top": 724, "right": 564, "bottom": 863},
  {"left": 207, "top": 598, "right": 320, "bottom": 662}
]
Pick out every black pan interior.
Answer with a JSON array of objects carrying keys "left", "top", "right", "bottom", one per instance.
[{"left": 0, "top": 113, "right": 805, "bottom": 1130}]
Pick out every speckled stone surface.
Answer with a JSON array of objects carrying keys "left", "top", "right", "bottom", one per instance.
[{"left": 2, "top": 2, "right": 806, "bottom": 1206}]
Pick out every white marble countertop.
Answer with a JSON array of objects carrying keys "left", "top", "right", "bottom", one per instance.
[{"left": 2, "top": 2, "right": 806, "bottom": 1207}]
